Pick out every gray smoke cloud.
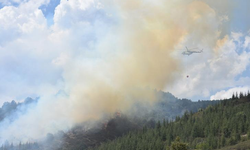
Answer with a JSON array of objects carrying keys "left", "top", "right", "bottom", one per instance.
[{"left": 0, "top": 0, "right": 233, "bottom": 145}]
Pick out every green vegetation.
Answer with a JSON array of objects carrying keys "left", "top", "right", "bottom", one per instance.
[
  {"left": 0, "top": 92, "right": 220, "bottom": 150},
  {"left": 1, "top": 92, "right": 250, "bottom": 150},
  {"left": 91, "top": 92, "right": 250, "bottom": 150},
  {"left": 218, "top": 139, "right": 250, "bottom": 150},
  {"left": 170, "top": 137, "right": 188, "bottom": 150}
]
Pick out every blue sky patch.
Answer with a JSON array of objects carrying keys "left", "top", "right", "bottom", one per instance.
[
  {"left": 39, "top": 0, "right": 61, "bottom": 26},
  {"left": 0, "top": 1, "right": 20, "bottom": 9},
  {"left": 230, "top": 0, "right": 250, "bottom": 33}
]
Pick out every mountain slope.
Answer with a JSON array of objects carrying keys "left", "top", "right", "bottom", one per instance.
[
  {"left": 0, "top": 97, "right": 38, "bottom": 123},
  {"left": 60, "top": 91, "right": 219, "bottom": 149},
  {"left": 91, "top": 93, "right": 250, "bottom": 150},
  {"left": 0, "top": 91, "right": 219, "bottom": 150}
]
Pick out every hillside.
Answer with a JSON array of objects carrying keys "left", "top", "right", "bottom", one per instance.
[
  {"left": 91, "top": 93, "right": 250, "bottom": 150},
  {"left": 0, "top": 97, "right": 38, "bottom": 123},
  {"left": 60, "top": 91, "right": 219, "bottom": 149},
  {"left": 0, "top": 91, "right": 219, "bottom": 150},
  {"left": 126, "top": 91, "right": 219, "bottom": 121},
  {"left": 218, "top": 139, "right": 250, "bottom": 150}
]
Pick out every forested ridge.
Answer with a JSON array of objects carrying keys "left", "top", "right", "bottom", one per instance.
[
  {"left": 1, "top": 92, "right": 249, "bottom": 150},
  {"left": 91, "top": 92, "right": 250, "bottom": 150},
  {"left": 0, "top": 92, "right": 220, "bottom": 150}
]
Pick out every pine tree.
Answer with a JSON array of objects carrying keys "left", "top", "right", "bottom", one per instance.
[
  {"left": 247, "top": 128, "right": 250, "bottom": 140},
  {"left": 232, "top": 93, "right": 235, "bottom": 99},
  {"left": 171, "top": 137, "right": 188, "bottom": 150},
  {"left": 221, "top": 134, "right": 226, "bottom": 147}
]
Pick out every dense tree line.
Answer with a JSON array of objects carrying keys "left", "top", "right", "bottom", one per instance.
[
  {"left": 91, "top": 92, "right": 250, "bottom": 150},
  {"left": 0, "top": 92, "right": 247, "bottom": 150},
  {"left": 0, "top": 142, "right": 40, "bottom": 150}
]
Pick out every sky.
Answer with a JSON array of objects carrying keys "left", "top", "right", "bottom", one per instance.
[
  {"left": 0, "top": 0, "right": 250, "bottom": 144},
  {"left": 0, "top": 0, "right": 250, "bottom": 103},
  {"left": 167, "top": 0, "right": 250, "bottom": 100},
  {"left": 0, "top": 0, "right": 249, "bottom": 104}
]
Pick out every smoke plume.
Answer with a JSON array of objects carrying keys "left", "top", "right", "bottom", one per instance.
[{"left": 0, "top": 0, "right": 230, "bottom": 144}]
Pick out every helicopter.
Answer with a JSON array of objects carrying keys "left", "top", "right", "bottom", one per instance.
[
  {"left": 182, "top": 46, "right": 203, "bottom": 78},
  {"left": 182, "top": 47, "right": 203, "bottom": 56}
]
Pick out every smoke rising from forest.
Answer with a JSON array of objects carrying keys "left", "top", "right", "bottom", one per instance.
[{"left": 0, "top": 0, "right": 231, "bottom": 144}]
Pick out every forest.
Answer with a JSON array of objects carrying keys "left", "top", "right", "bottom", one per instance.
[
  {"left": 1, "top": 92, "right": 250, "bottom": 150},
  {"left": 90, "top": 92, "right": 250, "bottom": 150}
]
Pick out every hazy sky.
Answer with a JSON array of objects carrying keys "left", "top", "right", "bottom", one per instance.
[{"left": 0, "top": 0, "right": 249, "bottom": 104}]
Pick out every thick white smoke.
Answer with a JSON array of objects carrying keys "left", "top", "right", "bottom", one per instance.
[{"left": 0, "top": 0, "right": 235, "bottom": 144}]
